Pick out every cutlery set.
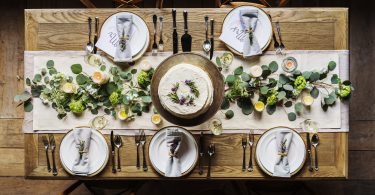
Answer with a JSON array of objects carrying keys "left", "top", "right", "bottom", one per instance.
[
  {"left": 307, "top": 133, "right": 319, "bottom": 171},
  {"left": 151, "top": 14, "right": 165, "bottom": 55},
  {"left": 86, "top": 17, "right": 99, "bottom": 54},
  {"left": 42, "top": 135, "right": 58, "bottom": 176},
  {"left": 241, "top": 131, "right": 255, "bottom": 173},
  {"left": 135, "top": 130, "right": 148, "bottom": 171},
  {"left": 268, "top": 14, "right": 286, "bottom": 55},
  {"left": 197, "top": 132, "right": 216, "bottom": 178}
]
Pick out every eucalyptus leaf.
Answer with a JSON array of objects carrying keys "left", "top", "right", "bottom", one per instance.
[
  {"left": 321, "top": 102, "right": 328, "bottom": 111},
  {"left": 241, "top": 72, "right": 251, "bottom": 82},
  {"left": 49, "top": 68, "right": 57, "bottom": 75},
  {"left": 216, "top": 57, "right": 222, "bottom": 66},
  {"left": 221, "top": 97, "right": 230, "bottom": 110},
  {"left": 288, "top": 112, "right": 297, "bottom": 121},
  {"left": 302, "top": 71, "right": 312, "bottom": 80},
  {"left": 328, "top": 61, "right": 336, "bottom": 71},
  {"left": 342, "top": 80, "right": 351, "bottom": 86},
  {"left": 141, "top": 96, "right": 152, "bottom": 103},
  {"left": 104, "top": 108, "right": 111, "bottom": 115},
  {"left": 279, "top": 74, "right": 289, "bottom": 84},
  {"left": 295, "top": 102, "right": 304, "bottom": 113},
  {"left": 33, "top": 74, "right": 42, "bottom": 83},
  {"left": 277, "top": 91, "right": 286, "bottom": 101},
  {"left": 131, "top": 69, "right": 137, "bottom": 74},
  {"left": 26, "top": 78, "right": 31, "bottom": 86},
  {"left": 269, "top": 61, "right": 278, "bottom": 73},
  {"left": 91, "top": 109, "right": 99, "bottom": 115},
  {"left": 100, "top": 65, "right": 106, "bottom": 71},
  {"left": 41, "top": 68, "right": 47, "bottom": 76},
  {"left": 234, "top": 66, "right": 243, "bottom": 75},
  {"left": 309, "top": 72, "right": 320, "bottom": 82},
  {"left": 44, "top": 76, "right": 50, "bottom": 84},
  {"left": 76, "top": 74, "right": 88, "bottom": 85},
  {"left": 31, "top": 85, "right": 43, "bottom": 97},
  {"left": 331, "top": 74, "right": 339, "bottom": 84},
  {"left": 241, "top": 99, "right": 253, "bottom": 115},
  {"left": 284, "top": 101, "right": 293, "bottom": 107},
  {"left": 225, "top": 75, "right": 236, "bottom": 85},
  {"left": 71, "top": 64, "right": 82, "bottom": 74},
  {"left": 260, "top": 86, "right": 269, "bottom": 95},
  {"left": 46, "top": 60, "right": 54, "bottom": 69},
  {"left": 283, "top": 84, "right": 294, "bottom": 91},
  {"left": 310, "top": 87, "right": 319, "bottom": 98},
  {"left": 266, "top": 104, "right": 276, "bottom": 115},
  {"left": 24, "top": 100, "right": 33, "bottom": 112},
  {"left": 106, "top": 82, "right": 118, "bottom": 94},
  {"left": 67, "top": 76, "right": 73, "bottom": 83},
  {"left": 225, "top": 110, "right": 234, "bottom": 119}
]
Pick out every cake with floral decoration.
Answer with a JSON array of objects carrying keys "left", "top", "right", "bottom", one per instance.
[{"left": 158, "top": 64, "right": 213, "bottom": 119}]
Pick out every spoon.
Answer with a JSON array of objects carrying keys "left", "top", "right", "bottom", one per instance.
[
  {"left": 86, "top": 17, "right": 94, "bottom": 54},
  {"left": 311, "top": 133, "right": 319, "bottom": 171},
  {"left": 202, "top": 16, "right": 211, "bottom": 54}
]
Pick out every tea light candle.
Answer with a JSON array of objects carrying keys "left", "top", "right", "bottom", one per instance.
[
  {"left": 92, "top": 71, "right": 109, "bottom": 84},
  {"left": 117, "top": 109, "right": 128, "bottom": 120},
  {"left": 249, "top": 65, "right": 262, "bottom": 78},
  {"left": 254, "top": 101, "right": 265, "bottom": 112},
  {"left": 62, "top": 82, "right": 76, "bottom": 94},
  {"left": 151, "top": 114, "right": 162, "bottom": 125},
  {"left": 302, "top": 95, "right": 314, "bottom": 106},
  {"left": 282, "top": 57, "right": 298, "bottom": 73}
]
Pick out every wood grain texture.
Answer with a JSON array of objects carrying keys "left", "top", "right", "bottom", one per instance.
[{"left": 24, "top": 8, "right": 348, "bottom": 179}]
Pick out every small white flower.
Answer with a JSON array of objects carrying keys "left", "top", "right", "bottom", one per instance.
[
  {"left": 62, "top": 83, "right": 76, "bottom": 94},
  {"left": 140, "top": 61, "right": 152, "bottom": 71}
]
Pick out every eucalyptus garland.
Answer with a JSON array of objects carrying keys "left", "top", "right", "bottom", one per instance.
[
  {"left": 14, "top": 60, "right": 154, "bottom": 120},
  {"left": 167, "top": 80, "right": 199, "bottom": 106},
  {"left": 220, "top": 59, "right": 353, "bottom": 121}
]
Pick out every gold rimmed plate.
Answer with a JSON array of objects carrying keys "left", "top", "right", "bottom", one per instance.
[
  {"left": 151, "top": 52, "right": 224, "bottom": 127},
  {"left": 59, "top": 126, "right": 109, "bottom": 177},
  {"left": 148, "top": 126, "right": 198, "bottom": 177},
  {"left": 220, "top": 5, "right": 273, "bottom": 55},
  {"left": 255, "top": 126, "right": 306, "bottom": 177}
]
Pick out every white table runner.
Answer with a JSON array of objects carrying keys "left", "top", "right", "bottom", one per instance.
[{"left": 23, "top": 50, "right": 349, "bottom": 135}]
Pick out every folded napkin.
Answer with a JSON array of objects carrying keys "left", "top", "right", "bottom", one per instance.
[
  {"left": 114, "top": 14, "right": 133, "bottom": 63},
  {"left": 273, "top": 131, "right": 293, "bottom": 177},
  {"left": 71, "top": 128, "right": 92, "bottom": 176},
  {"left": 239, "top": 10, "right": 262, "bottom": 58},
  {"left": 165, "top": 128, "right": 183, "bottom": 177}
]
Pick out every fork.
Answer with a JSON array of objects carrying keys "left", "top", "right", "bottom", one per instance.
[
  {"left": 207, "top": 143, "right": 215, "bottom": 178},
  {"left": 275, "top": 21, "right": 285, "bottom": 54},
  {"left": 248, "top": 130, "right": 254, "bottom": 172},
  {"left": 135, "top": 131, "right": 141, "bottom": 169},
  {"left": 140, "top": 130, "right": 148, "bottom": 171},
  {"left": 114, "top": 135, "right": 122, "bottom": 172},
  {"left": 268, "top": 14, "right": 281, "bottom": 55},
  {"left": 42, "top": 136, "right": 51, "bottom": 172},
  {"left": 49, "top": 134, "right": 58, "bottom": 176},
  {"left": 152, "top": 15, "right": 158, "bottom": 55},
  {"left": 241, "top": 134, "right": 247, "bottom": 172}
]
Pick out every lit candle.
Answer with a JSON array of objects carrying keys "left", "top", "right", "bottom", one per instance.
[
  {"left": 117, "top": 109, "right": 128, "bottom": 120},
  {"left": 254, "top": 101, "right": 265, "bottom": 112},
  {"left": 282, "top": 57, "right": 298, "bottom": 73},
  {"left": 62, "top": 82, "right": 76, "bottom": 93},
  {"left": 302, "top": 95, "right": 314, "bottom": 106}
]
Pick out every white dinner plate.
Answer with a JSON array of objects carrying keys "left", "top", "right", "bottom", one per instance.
[
  {"left": 149, "top": 126, "right": 198, "bottom": 177},
  {"left": 221, "top": 6, "right": 272, "bottom": 53},
  {"left": 96, "top": 12, "right": 149, "bottom": 60},
  {"left": 256, "top": 127, "right": 306, "bottom": 176},
  {"left": 59, "top": 129, "right": 109, "bottom": 176}
]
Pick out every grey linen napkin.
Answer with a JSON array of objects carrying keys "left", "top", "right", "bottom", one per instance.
[
  {"left": 273, "top": 131, "right": 293, "bottom": 177},
  {"left": 71, "top": 127, "right": 92, "bottom": 176},
  {"left": 239, "top": 10, "right": 262, "bottom": 58},
  {"left": 114, "top": 14, "right": 133, "bottom": 62},
  {"left": 165, "top": 128, "right": 183, "bottom": 177}
]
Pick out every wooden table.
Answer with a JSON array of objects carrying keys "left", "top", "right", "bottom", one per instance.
[{"left": 24, "top": 8, "right": 348, "bottom": 179}]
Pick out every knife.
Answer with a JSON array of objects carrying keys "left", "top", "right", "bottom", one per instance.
[
  {"left": 172, "top": 9, "right": 178, "bottom": 54},
  {"left": 306, "top": 133, "right": 313, "bottom": 172},
  {"left": 209, "top": 19, "right": 214, "bottom": 60},
  {"left": 181, "top": 10, "right": 192, "bottom": 52},
  {"left": 198, "top": 131, "right": 204, "bottom": 175},
  {"left": 110, "top": 130, "right": 116, "bottom": 173},
  {"left": 93, "top": 17, "right": 99, "bottom": 54}
]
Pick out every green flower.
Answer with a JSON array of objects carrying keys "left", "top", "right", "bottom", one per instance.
[
  {"left": 68, "top": 99, "right": 85, "bottom": 114},
  {"left": 51, "top": 72, "right": 65, "bottom": 85},
  {"left": 109, "top": 92, "right": 119, "bottom": 105},
  {"left": 266, "top": 91, "right": 278, "bottom": 105},
  {"left": 51, "top": 89, "right": 67, "bottom": 106},
  {"left": 294, "top": 76, "right": 307, "bottom": 91},
  {"left": 339, "top": 85, "right": 351, "bottom": 98},
  {"left": 137, "top": 70, "right": 153, "bottom": 89}
]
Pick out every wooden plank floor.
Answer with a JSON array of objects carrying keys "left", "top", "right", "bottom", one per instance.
[{"left": 1, "top": 0, "right": 375, "bottom": 194}]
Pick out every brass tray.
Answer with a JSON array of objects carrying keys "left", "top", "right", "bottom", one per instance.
[{"left": 151, "top": 53, "right": 225, "bottom": 126}]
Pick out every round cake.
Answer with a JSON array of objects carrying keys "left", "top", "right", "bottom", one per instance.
[{"left": 158, "top": 64, "right": 213, "bottom": 119}]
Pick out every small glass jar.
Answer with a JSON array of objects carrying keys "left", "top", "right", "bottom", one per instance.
[
  {"left": 282, "top": 57, "right": 298, "bottom": 73},
  {"left": 209, "top": 118, "right": 223, "bottom": 135},
  {"left": 90, "top": 115, "right": 108, "bottom": 130},
  {"left": 300, "top": 119, "right": 318, "bottom": 133}
]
